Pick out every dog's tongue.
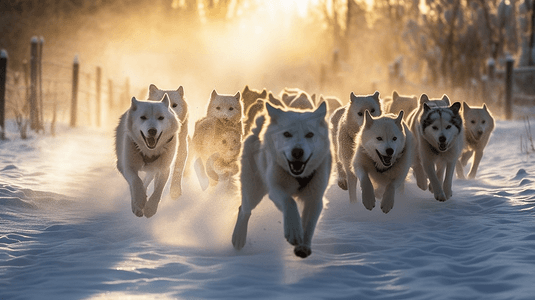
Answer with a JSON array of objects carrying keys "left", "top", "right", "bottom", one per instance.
[
  {"left": 289, "top": 161, "right": 305, "bottom": 175},
  {"left": 439, "top": 143, "right": 447, "bottom": 151},
  {"left": 383, "top": 156, "right": 392, "bottom": 166}
]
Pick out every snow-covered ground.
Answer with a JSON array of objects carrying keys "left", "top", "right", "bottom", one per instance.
[{"left": 1, "top": 115, "right": 534, "bottom": 300}]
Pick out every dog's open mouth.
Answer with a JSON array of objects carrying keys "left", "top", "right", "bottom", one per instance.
[
  {"left": 438, "top": 143, "right": 448, "bottom": 151},
  {"left": 141, "top": 131, "right": 162, "bottom": 150},
  {"left": 287, "top": 156, "right": 311, "bottom": 176},
  {"left": 376, "top": 150, "right": 393, "bottom": 167}
]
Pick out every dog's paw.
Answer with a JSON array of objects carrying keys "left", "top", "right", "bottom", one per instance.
[
  {"left": 131, "top": 195, "right": 146, "bottom": 217},
  {"left": 467, "top": 172, "right": 476, "bottom": 180},
  {"left": 232, "top": 207, "right": 250, "bottom": 250},
  {"left": 284, "top": 222, "right": 303, "bottom": 246},
  {"left": 416, "top": 178, "right": 427, "bottom": 191},
  {"left": 362, "top": 197, "right": 375, "bottom": 211},
  {"left": 434, "top": 191, "right": 447, "bottom": 202},
  {"left": 170, "top": 184, "right": 182, "bottom": 200},
  {"left": 381, "top": 198, "right": 394, "bottom": 214},
  {"left": 143, "top": 199, "right": 160, "bottom": 218},
  {"left": 337, "top": 178, "right": 348, "bottom": 190},
  {"left": 294, "top": 245, "right": 311, "bottom": 258}
]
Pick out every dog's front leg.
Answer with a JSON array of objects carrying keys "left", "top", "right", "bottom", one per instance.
[
  {"left": 296, "top": 195, "right": 323, "bottom": 258},
  {"left": 356, "top": 169, "right": 375, "bottom": 210},
  {"left": 381, "top": 182, "right": 396, "bottom": 214},
  {"left": 442, "top": 161, "right": 456, "bottom": 200},
  {"left": 270, "top": 189, "right": 303, "bottom": 247},
  {"left": 424, "top": 162, "right": 446, "bottom": 201},
  {"left": 467, "top": 150, "right": 483, "bottom": 179},
  {"left": 123, "top": 168, "right": 146, "bottom": 217},
  {"left": 412, "top": 153, "right": 428, "bottom": 190},
  {"left": 144, "top": 168, "right": 170, "bottom": 218},
  {"left": 347, "top": 171, "right": 359, "bottom": 204}
]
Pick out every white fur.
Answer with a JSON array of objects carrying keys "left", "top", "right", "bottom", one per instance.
[
  {"left": 232, "top": 102, "right": 331, "bottom": 258},
  {"left": 352, "top": 111, "right": 413, "bottom": 213},
  {"left": 115, "top": 94, "right": 180, "bottom": 218},
  {"left": 456, "top": 102, "right": 495, "bottom": 179}
]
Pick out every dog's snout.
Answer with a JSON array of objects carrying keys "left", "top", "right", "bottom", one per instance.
[
  {"left": 291, "top": 148, "right": 304, "bottom": 160},
  {"left": 386, "top": 148, "right": 394, "bottom": 156},
  {"left": 439, "top": 136, "right": 446, "bottom": 143},
  {"left": 148, "top": 128, "right": 157, "bottom": 136},
  {"left": 477, "top": 130, "right": 483, "bottom": 135}
]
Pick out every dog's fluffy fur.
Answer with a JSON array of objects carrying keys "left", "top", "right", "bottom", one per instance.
[
  {"left": 232, "top": 102, "right": 331, "bottom": 258},
  {"left": 243, "top": 92, "right": 285, "bottom": 135},
  {"left": 352, "top": 111, "right": 413, "bottom": 213},
  {"left": 456, "top": 102, "right": 495, "bottom": 179},
  {"left": 410, "top": 98, "right": 464, "bottom": 201},
  {"left": 115, "top": 94, "right": 180, "bottom": 218},
  {"left": 382, "top": 91, "right": 417, "bottom": 119},
  {"left": 147, "top": 84, "right": 188, "bottom": 199},
  {"left": 330, "top": 91, "right": 381, "bottom": 203}
]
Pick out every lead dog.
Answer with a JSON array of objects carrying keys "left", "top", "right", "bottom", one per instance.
[
  {"left": 232, "top": 102, "right": 331, "bottom": 258},
  {"left": 115, "top": 94, "right": 180, "bottom": 217}
]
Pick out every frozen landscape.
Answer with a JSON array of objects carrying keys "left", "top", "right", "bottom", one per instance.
[{"left": 1, "top": 113, "right": 534, "bottom": 299}]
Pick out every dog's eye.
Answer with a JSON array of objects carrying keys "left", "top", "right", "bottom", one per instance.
[
  {"left": 283, "top": 132, "right": 292, "bottom": 138},
  {"left": 432, "top": 126, "right": 438, "bottom": 130},
  {"left": 482, "top": 120, "right": 486, "bottom": 124},
  {"left": 376, "top": 137, "right": 383, "bottom": 141},
  {"left": 392, "top": 137, "right": 397, "bottom": 141},
  {"left": 229, "top": 107, "right": 234, "bottom": 111},
  {"left": 140, "top": 116, "right": 147, "bottom": 120},
  {"left": 471, "top": 120, "right": 476, "bottom": 124},
  {"left": 216, "top": 106, "right": 221, "bottom": 110},
  {"left": 158, "top": 116, "right": 165, "bottom": 121},
  {"left": 172, "top": 103, "right": 178, "bottom": 108},
  {"left": 305, "top": 132, "right": 314, "bottom": 138},
  {"left": 370, "top": 109, "right": 375, "bottom": 113},
  {"left": 446, "top": 125, "right": 451, "bottom": 129},
  {"left": 358, "top": 112, "right": 363, "bottom": 117}
]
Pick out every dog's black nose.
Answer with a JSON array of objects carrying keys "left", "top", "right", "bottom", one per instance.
[
  {"left": 148, "top": 128, "right": 157, "bottom": 136},
  {"left": 439, "top": 136, "right": 446, "bottom": 143},
  {"left": 386, "top": 148, "right": 394, "bottom": 156},
  {"left": 292, "top": 148, "right": 304, "bottom": 160}
]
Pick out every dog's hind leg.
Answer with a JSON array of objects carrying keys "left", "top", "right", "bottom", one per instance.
[
  {"left": 467, "top": 150, "right": 483, "bottom": 179},
  {"left": 412, "top": 154, "right": 428, "bottom": 191},
  {"left": 455, "top": 159, "right": 466, "bottom": 179}
]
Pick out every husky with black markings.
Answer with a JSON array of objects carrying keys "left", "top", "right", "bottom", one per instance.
[
  {"left": 352, "top": 111, "right": 413, "bottom": 213},
  {"left": 115, "top": 94, "right": 180, "bottom": 218},
  {"left": 232, "top": 102, "right": 331, "bottom": 258},
  {"left": 456, "top": 102, "right": 495, "bottom": 179},
  {"left": 414, "top": 101, "right": 463, "bottom": 201}
]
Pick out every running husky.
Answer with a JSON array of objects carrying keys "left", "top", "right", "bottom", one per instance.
[
  {"left": 330, "top": 91, "right": 381, "bottom": 203},
  {"left": 115, "top": 94, "right": 180, "bottom": 218},
  {"left": 412, "top": 100, "right": 463, "bottom": 201},
  {"left": 382, "top": 91, "right": 417, "bottom": 119},
  {"left": 456, "top": 102, "right": 495, "bottom": 179},
  {"left": 352, "top": 111, "right": 413, "bottom": 213},
  {"left": 147, "top": 84, "right": 188, "bottom": 199},
  {"left": 232, "top": 102, "right": 331, "bottom": 258}
]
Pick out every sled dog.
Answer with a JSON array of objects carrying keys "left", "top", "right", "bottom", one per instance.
[
  {"left": 242, "top": 85, "right": 267, "bottom": 116},
  {"left": 352, "top": 111, "right": 413, "bottom": 213},
  {"left": 192, "top": 90, "right": 243, "bottom": 189},
  {"left": 288, "top": 92, "right": 315, "bottom": 110},
  {"left": 115, "top": 94, "right": 180, "bottom": 218},
  {"left": 232, "top": 102, "right": 331, "bottom": 258},
  {"left": 456, "top": 102, "right": 495, "bottom": 179},
  {"left": 382, "top": 91, "right": 417, "bottom": 119},
  {"left": 243, "top": 92, "right": 285, "bottom": 135},
  {"left": 147, "top": 84, "right": 188, "bottom": 199},
  {"left": 330, "top": 91, "right": 381, "bottom": 203},
  {"left": 412, "top": 100, "right": 463, "bottom": 201}
]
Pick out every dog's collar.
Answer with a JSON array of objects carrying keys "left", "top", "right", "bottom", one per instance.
[
  {"left": 375, "top": 148, "right": 405, "bottom": 174},
  {"left": 295, "top": 170, "right": 316, "bottom": 191},
  {"left": 135, "top": 135, "right": 174, "bottom": 165}
]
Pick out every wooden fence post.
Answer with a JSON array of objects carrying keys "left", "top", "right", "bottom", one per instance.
[
  {"left": 505, "top": 55, "right": 514, "bottom": 120},
  {"left": 29, "top": 37, "right": 39, "bottom": 130},
  {"left": 71, "top": 55, "right": 79, "bottom": 127},
  {"left": 38, "top": 36, "right": 44, "bottom": 130},
  {"left": 0, "top": 50, "right": 7, "bottom": 139},
  {"left": 96, "top": 66, "right": 101, "bottom": 127}
]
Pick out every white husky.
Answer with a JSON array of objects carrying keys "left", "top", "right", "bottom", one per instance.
[
  {"left": 330, "top": 91, "right": 381, "bottom": 203},
  {"left": 352, "top": 111, "right": 413, "bottom": 213},
  {"left": 232, "top": 102, "right": 331, "bottom": 258},
  {"left": 115, "top": 94, "right": 180, "bottom": 218},
  {"left": 456, "top": 102, "right": 495, "bottom": 179},
  {"left": 412, "top": 100, "right": 464, "bottom": 201},
  {"left": 147, "top": 84, "right": 188, "bottom": 199}
]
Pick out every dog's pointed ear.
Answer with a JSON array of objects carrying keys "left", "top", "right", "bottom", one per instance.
[
  {"left": 234, "top": 91, "right": 241, "bottom": 101},
  {"left": 210, "top": 89, "right": 218, "bottom": 101},
  {"left": 260, "top": 89, "right": 267, "bottom": 98},
  {"left": 364, "top": 110, "right": 374, "bottom": 129},
  {"left": 462, "top": 102, "right": 470, "bottom": 112},
  {"left": 423, "top": 102, "right": 431, "bottom": 113},
  {"left": 243, "top": 85, "right": 250, "bottom": 93},
  {"left": 372, "top": 91, "right": 380, "bottom": 102},
  {"left": 350, "top": 92, "right": 357, "bottom": 103},
  {"left": 131, "top": 97, "right": 139, "bottom": 111},
  {"left": 266, "top": 102, "right": 283, "bottom": 122},
  {"left": 483, "top": 103, "right": 489, "bottom": 112},
  {"left": 160, "top": 93, "right": 171, "bottom": 108},
  {"left": 419, "top": 94, "right": 429, "bottom": 105},
  {"left": 311, "top": 93, "right": 317, "bottom": 105},
  {"left": 395, "top": 110, "right": 404, "bottom": 126},
  {"left": 441, "top": 94, "right": 450, "bottom": 106},
  {"left": 149, "top": 84, "right": 158, "bottom": 97},
  {"left": 314, "top": 101, "right": 327, "bottom": 119},
  {"left": 392, "top": 90, "right": 399, "bottom": 100},
  {"left": 450, "top": 102, "right": 461, "bottom": 114},
  {"left": 177, "top": 86, "right": 184, "bottom": 97}
]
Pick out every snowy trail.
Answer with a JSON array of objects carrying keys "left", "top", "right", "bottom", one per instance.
[{"left": 1, "top": 120, "right": 535, "bottom": 299}]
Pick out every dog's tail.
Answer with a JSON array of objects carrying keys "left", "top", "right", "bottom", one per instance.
[{"left": 251, "top": 115, "right": 265, "bottom": 137}]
